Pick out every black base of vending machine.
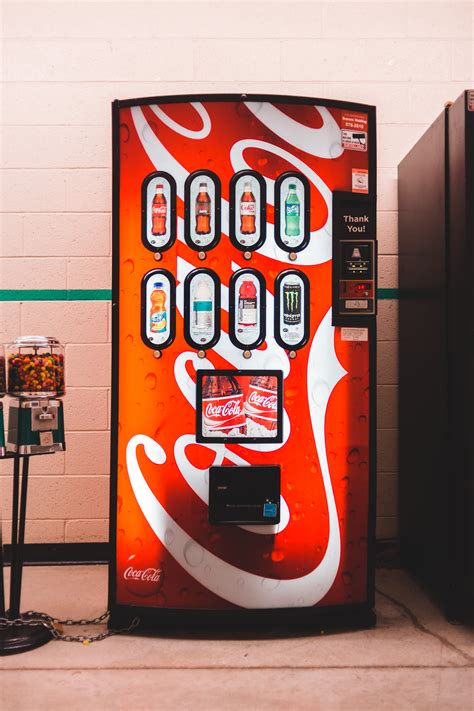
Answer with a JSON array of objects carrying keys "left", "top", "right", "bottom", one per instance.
[
  {"left": 398, "top": 90, "right": 474, "bottom": 623},
  {"left": 109, "top": 93, "right": 378, "bottom": 631},
  {"left": 109, "top": 602, "right": 376, "bottom": 633}
]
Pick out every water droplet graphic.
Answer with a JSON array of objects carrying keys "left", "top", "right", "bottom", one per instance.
[
  {"left": 125, "top": 334, "right": 134, "bottom": 345},
  {"left": 117, "top": 495, "right": 123, "bottom": 512},
  {"left": 134, "top": 537, "right": 143, "bottom": 549},
  {"left": 347, "top": 448, "right": 360, "bottom": 464},
  {"left": 358, "top": 415, "right": 367, "bottom": 424},
  {"left": 342, "top": 571, "right": 352, "bottom": 586},
  {"left": 312, "top": 380, "right": 330, "bottom": 405},
  {"left": 204, "top": 565, "right": 212, "bottom": 577},
  {"left": 164, "top": 529, "right": 174, "bottom": 546},
  {"left": 261, "top": 577, "right": 280, "bottom": 591},
  {"left": 120, "top": 123, "right": 130, "bottom": 143},
  {"left": 271, "top": 550, "right": 285, "bottom": 563},
  {"left": 145, "top": 372, "right": 157, "bottom": 390},
  {"left": 123, "top": 259, "right": 134, "bottom": 274},
  {"left": 184, "top": 540, "right": 204, "bottom": 567}
]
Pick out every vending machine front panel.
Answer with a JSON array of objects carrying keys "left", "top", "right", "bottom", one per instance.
[{"left": 109, "top": 95, "right": 377, "bottom": 627}]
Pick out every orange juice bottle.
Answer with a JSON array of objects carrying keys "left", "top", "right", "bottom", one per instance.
[{"left": 150, "top": 282, "right": 167, "bottom": 333}]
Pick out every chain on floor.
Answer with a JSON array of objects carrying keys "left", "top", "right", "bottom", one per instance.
[{"left": 0, "top": 610, "right": 140, "bottom": 644}]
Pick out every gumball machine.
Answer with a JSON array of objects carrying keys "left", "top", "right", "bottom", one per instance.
[
  {"left": 0, "top": 345, "right": 6, "bottom": 457},
  {"left": 6, "top": 336, "right": 65, "bottom": 454},
  {"left": 0, "top": 337, "right": 66, "bottom": 654}
]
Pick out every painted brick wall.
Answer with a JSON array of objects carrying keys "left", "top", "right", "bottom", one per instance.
[{"left": 1, "top": 0, "right": 472, "bottom": 544}]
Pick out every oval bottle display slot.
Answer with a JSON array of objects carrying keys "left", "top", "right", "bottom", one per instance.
[
  {"left": 229, "top": 170, "right": 266, "bottom": 251},
  {"left": 141, "top": 269, "right": 176, "bottom": 349},
  {"left": 274, "top": 269, "right": 310, "bottom": 350},
  {"left": 229, "top": 269, "right": 266, "bottom": 350},
  {"left": 141, "top": 171, "right": 177, "bottom": 252},
  {"left": 184, "top": 170, "right": 221, "bottom": 251},
  {"left": 183, "top": 269, "right": 221, "bottom": 350},
  {"left": 274, "top": 171, "right": 310, "bottom": 252}
]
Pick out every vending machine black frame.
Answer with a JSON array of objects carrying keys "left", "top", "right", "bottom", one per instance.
[{"left": 108, "top": 93, "right": 377, "bottom": 630}]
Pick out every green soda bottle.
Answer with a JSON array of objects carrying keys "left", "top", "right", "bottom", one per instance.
[{"left": 285, "top": 183, "right": 300, "bottom": 237}]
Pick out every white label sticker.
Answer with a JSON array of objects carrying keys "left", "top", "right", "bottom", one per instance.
[
  {"left": 40, "top": 431, "right": 54, "bottom": 446},
  {"left": 345, "top": 299, "right": 368, "bottom": 309},
  {"left": 342, "top": 129, "right": 367, "bottom": 152},
  {"left": 341, "top": 327, "right": 369, "bottom": 342},
  {"left": 352, "top": 169, "right": 369, "bottom": 194}
]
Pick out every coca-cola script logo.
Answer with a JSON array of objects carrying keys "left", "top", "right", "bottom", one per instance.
[
  {"left": 204, "top": 398, "right": 242, "bottom": 419},
  {"left": 124, "top": 566, "right": 163, "bottom": 584},
  {"left": 123, "top": 553, "right": 164, "bottom": 597},
  {"left": 248, "top": 390, "right": 278, "bottom": 412}
]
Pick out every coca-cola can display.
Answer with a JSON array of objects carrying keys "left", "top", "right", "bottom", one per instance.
[
  {"left": 197, "top": 371, "right": 283, "bottom": 443},
  {"left": 244, "top": 375, "right": 278, "bottom": 434},
  {"left": 110, "top": 93, "right": 377, "bottom": 630}
]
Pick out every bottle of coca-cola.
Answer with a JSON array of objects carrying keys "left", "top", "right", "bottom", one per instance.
[
  {"left": 152, "top": 184, "right": 167, "bottom": 236},
  {"left": 195, "top": 182, "right": 211, "bottom": 235},
  {"left": 240, "top": 181, "right": 256, "bottom": 235},
  {"left": 202, "top": 375, "right": 246, "bottom": 435},
  {"left": 244, "top": 375, "right": 278, "bottom": 432}
]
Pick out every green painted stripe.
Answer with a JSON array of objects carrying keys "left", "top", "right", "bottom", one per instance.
[
  {"left": 377, "top": 288, "right": 398, "bottom": 300},
  {"left": 0, "top": 289, "right": 112, "bottom": 301},
  {"left": 0, "top": 287, "right": 399, "bottom": 302}
]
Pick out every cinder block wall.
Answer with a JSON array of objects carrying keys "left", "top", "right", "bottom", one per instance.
[{"left": 1, "top": 0, "right": 472, "bottom": 544}]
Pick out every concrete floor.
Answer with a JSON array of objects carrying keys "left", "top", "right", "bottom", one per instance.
[{"left": 0, "top": 566, "right": 473, "bottom": 711}]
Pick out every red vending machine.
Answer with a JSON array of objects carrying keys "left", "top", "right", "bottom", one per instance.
[{"left": 109, "top": 94, "right": 377, "bottom": 629}]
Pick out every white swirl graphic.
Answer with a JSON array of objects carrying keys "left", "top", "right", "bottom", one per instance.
[
  {"left": 130, "top": 106, "right": 333, "bottom": 266},
  {"left": 150, "top": 102, "right": 211, "bottom": 139},
  {"left": 127, "top": 309, "right": 346, "bottom": 607},
  {"left": 244, "top": 102, "right": 343, "bottom": 159},
  {"left": 229, "top": 139, "right": 332, "bottom": 265},
  {"left": 174, "top": 434, "right": 291, "bottom": 535}
]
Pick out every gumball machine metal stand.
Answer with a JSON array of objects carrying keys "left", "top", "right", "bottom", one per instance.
[
  {"left": 0, "top": 346, "right": 6, "bottom": 457},
  {"left": 0, "top": 336, "right": 66, "bottom": 655}
]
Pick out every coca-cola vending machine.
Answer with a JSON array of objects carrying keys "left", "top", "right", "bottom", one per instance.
[{"left": 109, "top": 94, "right": 377, "bottom": 629}]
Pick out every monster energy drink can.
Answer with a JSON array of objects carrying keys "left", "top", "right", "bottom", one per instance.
[{"left": 283, "top": 280, "right": 302, "bottom": 325}]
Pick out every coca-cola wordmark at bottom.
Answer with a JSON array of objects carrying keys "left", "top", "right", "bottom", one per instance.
[{"left": 109, "top": 94, "right": 377, "bottom": 629}]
